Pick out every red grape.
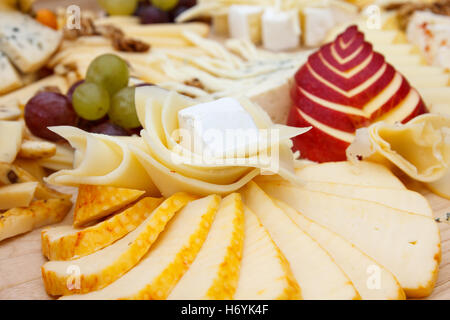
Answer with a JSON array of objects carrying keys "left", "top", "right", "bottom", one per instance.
[
  {"left": 138, "top": 5, "right": 170, "bottom": 24},
  {"left": 178, "top": 0, "right": 196, "bottom": 8},
  {"left": 25, "top": 92, "right": 78, "bottom": 141},
  {"left": 90, "top": 121, "right": 130, "bottom": 136}
]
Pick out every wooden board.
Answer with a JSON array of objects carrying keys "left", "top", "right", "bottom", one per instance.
[{"left": 0, "top": 186, "right": 448, "bottom": 300}]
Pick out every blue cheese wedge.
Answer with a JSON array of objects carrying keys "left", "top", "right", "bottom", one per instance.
[
  {"left": 0, "top": 11, "right": 61, "bottom": 73},
  {"left": 0, "top": 51, "right": 21, "bottom": 94}
]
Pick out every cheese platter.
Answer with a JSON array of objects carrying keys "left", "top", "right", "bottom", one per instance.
[{"left": 0, "top": 0, "right": 449, "bottom": 300}]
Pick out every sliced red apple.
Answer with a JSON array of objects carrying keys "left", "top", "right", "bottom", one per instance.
[{"left": 289, "top": 25, "right": 428, "bottom": 163}]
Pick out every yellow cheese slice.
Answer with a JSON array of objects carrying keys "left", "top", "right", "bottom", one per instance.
[
  {"left": 0, "top": 198, "right": 72, "bottom": 242},
  {"left": 73, "top": 185, "right": 146, "bottom": 227},
  {"left": 0, "top": 75, "right": 68, "bottom": 107},
  {"left": 46, "top": 126, "right": 159, "bottom": 194},
  {"left": 61, "top": 195, "right": 220, "bottom": 300},
  {"left": 275, "top": 200, "right": 405, "bottom": 300},
  {"left": 347, "top": 113, "right": 450, "bottom": 183},
  {"left": 259, "top": 183, "right": 441, "bottom": 298},
  {"left": 168, "top": 193, "right": 244, "bottom": 300},
  {"left": 42, "top": 197, "right": 163, "bottom": 261},
  {"left": 37, "top": 143, "right": 74, "bottom": 171},
  {"left": 234, "top": 207, "right": 301, "bottom": 300},
  {"left": 0, "top": 120, "right": 23, "bottom": 163},
  {"left": 0, "top": 182, "right": 38, "bottom": 210},
  {"left": 426, "top": 169, "right": 450, "bottom": 199},
  {"left": 241, "top": 182, "right": 360, "bottom": 300},
  {"left": 42, "top": 193, "right": 195, "bottom": 296}
]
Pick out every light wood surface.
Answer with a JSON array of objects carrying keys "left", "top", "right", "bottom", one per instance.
[{"left": 0, "top": 186, "right": 448, "bottom": 300}]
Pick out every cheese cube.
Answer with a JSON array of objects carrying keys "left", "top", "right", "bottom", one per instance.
[
  {"left": 0, "top": 11, "right": 61, "bottom": 73},
  {"left": 212, "top": 9, "right": 229, "bottom": 37},
  {"left": 262, "top": 8, "right": 301, "bottom": 51},
  {"left": 302, "top": 7, "right": 336, "bottom": 47},
  {"left": 0, "top": 51, "right": 21, "bottom": 95},
  {"left": 228, "top": 5, "right": 263, "bottom": 44},
  {"left": 178, "top": 98, "right": 259, "bottom": 158}
]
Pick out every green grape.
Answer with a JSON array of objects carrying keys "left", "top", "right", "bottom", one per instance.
[
  {"left": 72, "top": 82, "right": 110, "bottom": 121},
  {"left": 108, "top": 87, "right": 140, "bottom": 129},
  {"left": 151, "top": 0, "right": 179, "bottom": 11},
  {"left": 97, "top": 0, "right": 138, "bottom": 15},
  {"left": 86, "top": 54, "right": 129, "bottom": 96}
]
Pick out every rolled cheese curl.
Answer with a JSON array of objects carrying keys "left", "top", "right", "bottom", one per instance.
[
  {"left": 46, "top": 126, "right": 159, "bottom": 194},
  {"left": 347, "top": 113, "right": 450, "bottom": 183},
  {"left": 134, "top": 87, "right": 309, "bottom": 196}
]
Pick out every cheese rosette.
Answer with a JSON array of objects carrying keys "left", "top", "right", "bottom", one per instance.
[
  {"left": 45, "top": 126, "right": 159, "bottom": 194},
  {"left": 133, "top": 86, "right": 310, "bottom": 197},
  {"left": 347, "top": 113, "right": 450, "bottom": 196}
]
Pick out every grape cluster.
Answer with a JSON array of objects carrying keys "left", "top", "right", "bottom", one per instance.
[
  {"left": 98, "top": 0, "right": 197, "bottom": 23},
  {"left": 25, "top": 54, "right": 147, "bottom": 140}
]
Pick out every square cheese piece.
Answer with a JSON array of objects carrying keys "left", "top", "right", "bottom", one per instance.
[
  {"left": 262, "top": 8, "right": 301, "bottom": 51},
  {"left": 178, "top": 97, "right": 259, "bottom": 158},
  {"left": 228, "top": 5, "right": 263, "bottom": 44},
  {"left": 302, "top": 7, "right": 336, "bottom": 47},
  {"left": 0, "top": 51, "right": 22, "bottom": 95},
  {"left": 0, "top": 11, "right": 61, "bottom": 73}
]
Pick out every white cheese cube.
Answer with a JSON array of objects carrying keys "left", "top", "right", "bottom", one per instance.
[
  {"left": 302, "top": 7, "right": 336, "bottom": 47},
  {"left": 0, "top": 51, "right": 22, "bottom": 95},
  {"left": 228, "top": 5, "right": 263, "bottom": 44},
  {"left": 262, "top": 8, "right": 301, "bottom": 52},
  {"left": 0, "top": 11, "right": 61, "bottom": 73},
  {"left": 178, "top": 98, "right": 259, "bottom": 158}
]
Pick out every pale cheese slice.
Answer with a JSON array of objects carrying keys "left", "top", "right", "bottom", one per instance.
[
  {"left": 0, "top": 51, "right": 22, "bottom": 95},
  {"left": 73, "top": 185, "right": 145, "bottom": 227},
  {"left": 0, "top": 120, "right": 23, "bottom": 163},
  {"left": 0, "top": 181, "right": 38, "bottom": 210},
  {"left": 259, "top": 183, "right": 441, "bottom": 298},
  {"left": 42, "top": 193, "right": 195, "bottom": 296},
  {"left": 234, "top": 207, "right": 301, "bottom": 300},
  {"left": 275, "top": 200, "right": 405, "bottom": 300},
  {"left": 240, "top": 182, "right": 360, "bottom": 300},
  {"left": 347, "top": 114, "right": 450, "bottom": 183},
  {"left": 42, "top": 197, "right": 163, "bottom": 261},
  {"left": 168, "top": 193, "right": 245, "bottom": 300},
  {"left": 61, "top": 195, "right": 220, "bottom": 300},
  {"left": 426, "top": 169, "right": 450, "bottom": 199},
  {"left": 258, "top": 180, "right": 433, "bottom": 217},
  {"left": 0, "top": 198, "right": 72, "bottom": 242}
]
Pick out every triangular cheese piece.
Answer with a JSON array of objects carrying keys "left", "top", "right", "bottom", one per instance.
[
  {"left": 73, "top": 185, "right": 146, "bottom": 227},
  {"left": 234, "top": 207, "right": 301, "bottom": 300},
  {"left": 61, "top": 195, "right": 221, "bottom": 300},
  {"left": 240, "top": 182, "right": 360, "bottom": 300},
  {"left": 275, "top": 199, "right": 405, "bottom": 300},
  {"left": 258, "top": 182, "right": 441, "bottom": 298},
  {"left": 42, "top": 197, "right": 163, "bottom": 261},
  {"left": 42, "top": 193, "right": 195, "bottom": 296},
  {"left": 168, "top": 193, "right": 245, "bottom": 300}
]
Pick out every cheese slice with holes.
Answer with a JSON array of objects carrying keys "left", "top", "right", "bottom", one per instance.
[
  {"left": 73, "top": 185, "right": 146, "bottom": 227},
  {"left": 241, "top": 182, "right": 359, "bottom": 300},
  {"left": 0, "top": 198, "right": 72, "bottom": 242},
  {"left": 42, "top": 193, "right": 195, "bottom": 296},
  {"left": 234, "top": 207, "right": 301, "bottom": 300},
  {"left": 0, "top": 120, "right": 23, "bottom": 163},
  {"left": 259, "top": 182, "right": 441, "bottom": 298},
  {"left": 0, "top": 181, "right": 38, "bottom": 211},
  {"left": 275, "top": 200, "right": 405, "bottom": 300},
  {"left": 61, "top": 195, "right": 220, "bottom": 300},
  {"left": 168, "top": 193, "right": 245, "bottom": 300},
  {"left": 42, "top": 197, "right": 163, "bottom": 261}
]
